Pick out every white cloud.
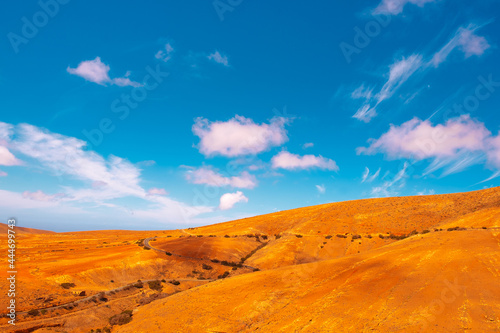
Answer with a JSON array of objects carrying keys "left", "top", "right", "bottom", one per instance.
[
  {"left": 147, "top": 188, "right": 168, "bottom": 196},
  {"left": 219, "top": 191, "right": 248, "bottom": 210},
  {"left": 374, "top": 0, "right": 437, "bottom": 15},
  {"left": 0, "top": 170, "right": 7, "bottom": 177},
  {"left": 0, "top": 146, "right": 22, "bottom": 166},
  {"left": 1, "top": 122, "right": 213, "bottom": 224},
  {"left": 186, "top": 167, "right": 257, "bottom": 189},
  {"left": 432, "top": 25, "right": 490, "bottom": 67},
  {"left": 357, "top": 115, "right": 489, "bottom": 160},
  {"left": 303, "top": 142, "right": 314, "bottom": 149},
  {"left": 67, "top": 57, "right": 142, "bottom": 87},
  {"left": 193, "top": 115, "right": 289, "bottom": 157},
  {"left": 207, "top": 50, "right": 229, "bottom": 66},
  {"left": 316, "top": 184, "right": 326, "bottom": 194},
  {"left": 271, "top": 151, "right": 339, "bottom": 171},
  {"left": 155, "top": 43, "right": 174, "bottom": 62}
]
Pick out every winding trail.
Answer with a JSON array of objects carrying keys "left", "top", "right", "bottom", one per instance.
[
  {"left": 144, "top": 237, "right": 260, "bottom": 271},
  {"left": 15, "top": 278, "right": 212, "bottom": 315}
]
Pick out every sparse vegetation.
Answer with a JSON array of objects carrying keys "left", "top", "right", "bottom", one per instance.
[
  {"left": 275, "top": 234, "right": 282, "bottom": 239},
  {"left": 28, "top": 309, "right": 40, "bottom": 316},
  {"left": 218, "top": 271, "right": 230, "bottom": 279},
  {"left": 379, "top": 234, "right": 385, "bottom": 239},
  {"left": 325, "top": 235, "right": 333, "bottom": 239},
  {"left": 295, "top": 234, "right": 303, "bottom": 238},
  {"left": 352, "top": 235, "right": 361, "bottom": 240},
  {"left": 165, "top": 252, "right": 172, "bottom": 256},
  {"left": 421, "top": 230, "right": 430, "bottom": 234},
  {"left": 336, "top": 234, "right": 347, "bottom": 238},
  {"left": 60, "top": 282, "right": 76, "bottom": 289},
  {"left": 202, "top": 264, "right": 213, "bottom": 270},
  {"left": 169, "top": 280, "right": 180, "bottom": 286},
  {"left": 109, "top": 310, "right": 133, "bottom": 326},
  {"left": 224, "top": 235, "right": 230, "bottom": 238},
  {"left": 148, "top": 280, "right": 163, "bottom": 291}
]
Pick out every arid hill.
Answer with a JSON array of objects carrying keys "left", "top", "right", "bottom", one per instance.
[{"left": 1, "top": 187, "right": 499, "bottom": 332}]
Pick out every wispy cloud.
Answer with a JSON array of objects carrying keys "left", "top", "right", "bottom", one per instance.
[
  {"left": 67, "top": 57, "right": 142, "bottom": 87},
  {"left": 271, "top": 151, "right": 339, "bottom": 171},
  {"left": 353, "top": 55, "right": 423, "bottom": 122},
  {"left": 371, "top": 162, "right": 408, "bottom": 197},
  {"left": 362, "top": 167, "right": 381, "bottom": 183},
  {"left": 316, "top": 184, "right": 326, "bottom": 194},
  {"left": 303, "top": 142, "right": 314, "bottom": 149},
  {"left": 351, "top": 25, "right": 490, "bottom": 122},
  {"left": 373, "top": 0, "right": 437, "bottom": 15},
  {"left": 193, "top": 115, "right": 289, "bottom": 157}
]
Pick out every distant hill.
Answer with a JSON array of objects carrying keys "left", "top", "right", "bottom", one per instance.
[{"left": 0, "top": 223, "right": 55, "bottom": 235}]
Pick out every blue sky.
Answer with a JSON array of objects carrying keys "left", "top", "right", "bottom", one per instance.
[{"left": 1, "top": 0, "right": 499, "bottom": 231}]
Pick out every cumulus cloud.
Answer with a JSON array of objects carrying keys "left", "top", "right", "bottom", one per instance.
[
  {"left": 193, "top": 115, "right": 289, "bottom": 157},
  {"left": 374, "top": 0, "right": 437, "bottom": 15},
  {"left": 207, "top": 50, "right": 229, "bottom": 66},
  {"left": 219, "top": 191, "right": 248, "bottom": 210},
  {"left": 357, "top": 115, "right": 500, "bottom": 176},
  {"left": 316, "top": 184, "right": 326, "bottom": 194},
  {"left": 432, "top": 25, "right": 490, "bottom": 67},
  {"left": 357, "top": 115, "right": 489, "bottom": 159},
  {"left": 186, "top": 167, "right": 257, "bottom": 189},
  {"left": 67, "top": 57, "right": 142, "bottom": 87},
  {"left": 271, "top": 151, "right": 339, "bottom": 171},
  {"left": 155, "top": 43, "right": 174, "bottom": 62}
]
